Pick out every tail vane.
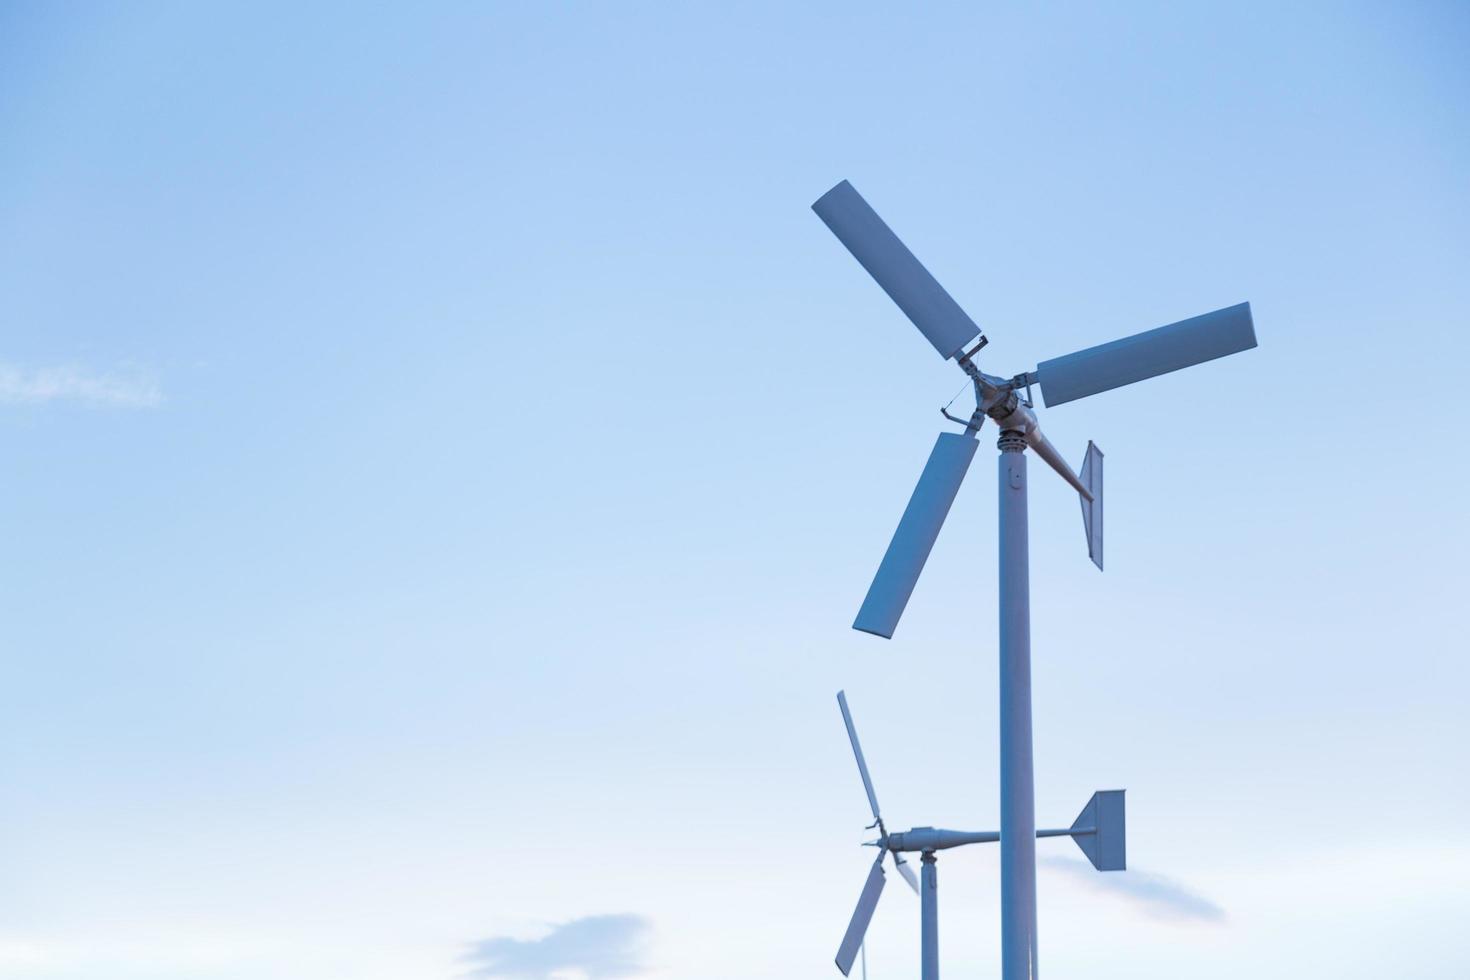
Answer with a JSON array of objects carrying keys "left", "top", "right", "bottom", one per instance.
[
  {"left": 1071, "top": 790, "right": 1125, "bottom": 871},
  {"left": 1079, "top": 442, "right": 1103, "bottom": 570}
]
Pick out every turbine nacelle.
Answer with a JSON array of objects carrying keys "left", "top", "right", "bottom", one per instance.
[
  {"left": 885, "top": 827, "right": 998, "bottom": 852},
  {"left": 882, "top": 790, "right": 1125, "bottom": 868}
]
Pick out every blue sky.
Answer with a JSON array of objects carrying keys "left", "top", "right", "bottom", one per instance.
[{"left": 2, "top": 3, "right": 1468, "bottom": 978}]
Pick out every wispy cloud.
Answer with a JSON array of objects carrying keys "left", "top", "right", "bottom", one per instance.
[
  {"left": 1042, "top": 857, "right": 1225, "bottom": 922},
  {"left": 463, "top": 914, "right": 652, "bottom": 980},
  {"left": 0, "top": 362, "right": 161, "bottom": 407}
]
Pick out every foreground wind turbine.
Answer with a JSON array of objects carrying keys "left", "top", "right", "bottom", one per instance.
[
  {"left": 833, "top": 692, "right": 1123, "bottom": 980},
  {"left": 812, "top": 179, "right": 1257, "bottom": 980}
]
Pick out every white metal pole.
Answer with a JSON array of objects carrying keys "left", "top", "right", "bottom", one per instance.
[
  {"left": 998, "top": 432, "right": 1039, "bottom": 980},
  {"left": 921, "top": 851, "right": 938, "bottom": 980}
]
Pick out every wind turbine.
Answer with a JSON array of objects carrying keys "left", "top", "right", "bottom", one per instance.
[
  {"left": 812, "top": 179, "right": 1257, "bottom": 980},
  {"left": 833, "top": 691, "right": 1124, "bottom": 980}
]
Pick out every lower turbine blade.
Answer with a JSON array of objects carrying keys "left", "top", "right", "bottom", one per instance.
[
  {"left": 835, "top": 852, "right": 887, "bottom": 976},
  {"left": 893, "top": 852, "right": 920, "bottom": 894},
  {"left": 853, "top": 433, "right": 978, "bottom": 639},
  {"left": 1037, "top": 302, "right": 1256, "bottom": 407}
]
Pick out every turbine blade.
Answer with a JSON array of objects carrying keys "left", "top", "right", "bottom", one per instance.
[
  {"left": 835, "top": 851, "right": 887, "bottom": 976},
  {"left": 1037, "top": 302, "right": 1256, "bottom": 407},
  {"left": 854, "top": 433, "right": 979, "bottom": 639},
  {"left": 812, "top": 180, "right": 982, "bottom": 361},
  {"left": 837, "top": 690, "right": 883, "bottom": 824},
  {"left": 892, "top": 852, "right": 921, "bottom": 895}
]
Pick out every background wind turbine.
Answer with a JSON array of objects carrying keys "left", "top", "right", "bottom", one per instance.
[
  {"left": 813, "top": 179, "right": 1257, "bottom": 980},
  {"left": 833, "top": 691, "right": 1124, "bottom": 980}
]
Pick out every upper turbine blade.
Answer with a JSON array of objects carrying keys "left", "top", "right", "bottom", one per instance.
[
  {"left": 837, "top": 690, "right": 883, "bottom": 824},
  {"left": 812, "top": 180, "right": 982, "bottom": 361},
  {"left": 1036, "top": 302, "right": 1256, "bottom": 407},
  {"left": 854, "top": 433, "right": 978, "bottom": 639},
  {"left": 835, "top": 851, "right": 887, "bottom": 976}
]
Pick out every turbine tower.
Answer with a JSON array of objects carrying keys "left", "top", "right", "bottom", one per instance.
[{"left": 812, "top": 179, "right": 1257, "bottom": 980}]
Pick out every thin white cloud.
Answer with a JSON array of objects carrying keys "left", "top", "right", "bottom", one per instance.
[
  {"left": 463, "top": 914, "right": 652, "bottom": 980},
  {"left": 0, "top": 937, "right": 60, "bottom": 969},
  {"left": 1042, "top": 857, "right": 1225, "bottom": 922},
  {"left": 0, "top": 362, "right": 161, "bottom": 408}
]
